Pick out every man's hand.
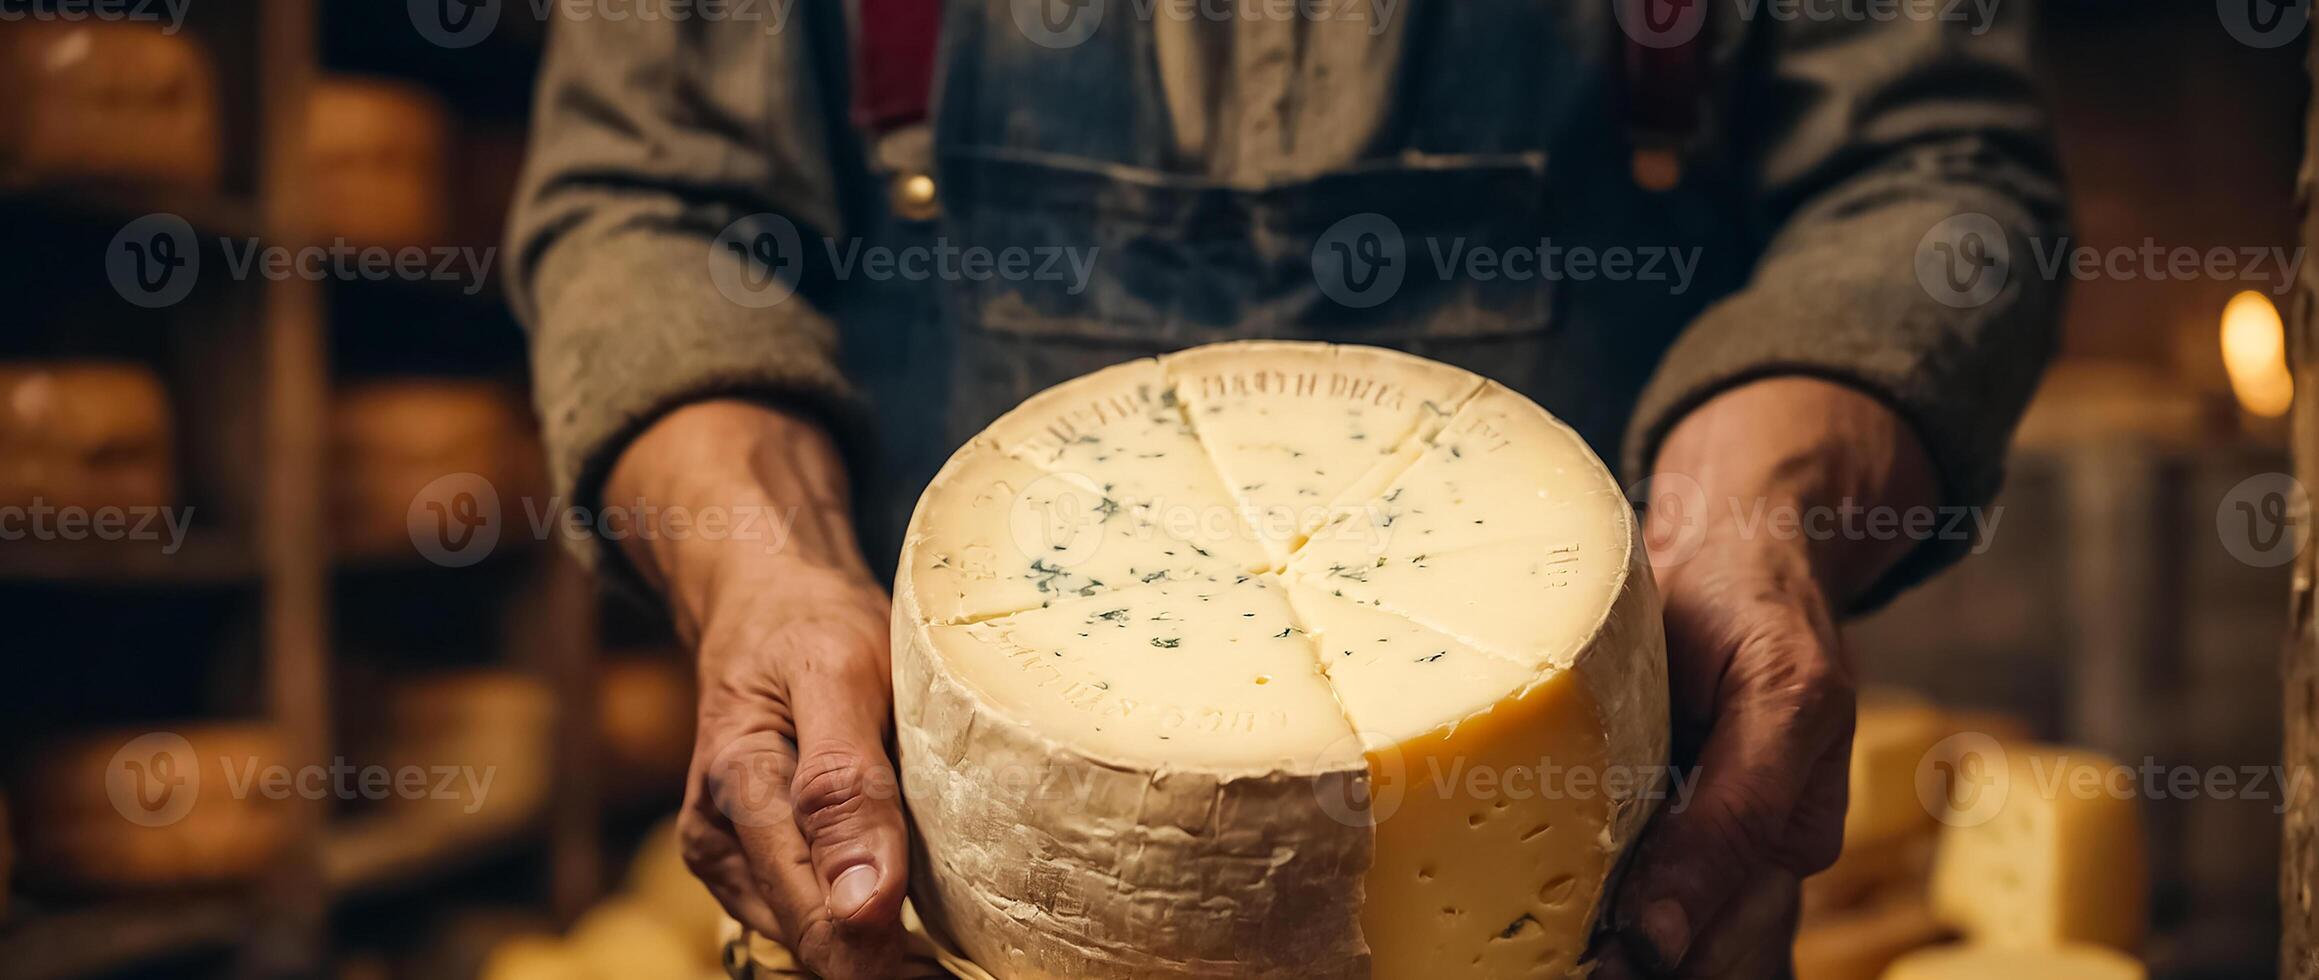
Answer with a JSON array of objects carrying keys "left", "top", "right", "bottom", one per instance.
[
  {"left": 1602, "top": 378, "right": 1938, "bottom": 978},
  {"left": 606, "top": 401, "right": 911, "bottom": 978}
]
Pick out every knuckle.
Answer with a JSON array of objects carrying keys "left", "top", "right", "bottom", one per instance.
[{"left": 792, "top": 748, "right": 898, "bottom": 818}]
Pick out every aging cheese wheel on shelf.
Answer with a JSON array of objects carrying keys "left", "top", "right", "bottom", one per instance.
[
  {"left": 597, "top": 655, "right": 695, "bottom": 799},
  {"left": 893, "top": 342, "right": 1667, "bottom": 979},
  {"left": 380, "top": 669, "right": 554, "bottom": 827},
  {"left": 1881, "top": 944, "right": 2146, "bottom": 980},
  {"left": 330, "top": 379, "right": 542, "bottom": 559},
  {"left": 307, "top": 77, "right": 450, "bottom": 247},
  {"left": 0, "top": 362, "right": 175, "bottom": 513},
  {"left": 15, "top": 724, "right": 290, "bottom": 891},
  {"left": 0, "top": 22, "right": 221, "bottom": 189},
  {"left": 1928, "top": 745, "right": 2148, "bottom": 954}
]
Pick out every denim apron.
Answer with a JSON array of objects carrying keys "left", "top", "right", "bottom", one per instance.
[{"left": 837, "top": 0, "right": 1747, "bottom": 576}]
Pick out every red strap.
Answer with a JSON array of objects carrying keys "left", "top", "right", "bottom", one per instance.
[{"left": 853, "top": 0, "right": 943, "bottom": 133}]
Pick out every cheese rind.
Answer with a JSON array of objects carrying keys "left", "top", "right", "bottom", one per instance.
[{"left": 895, "top": 342, "right": 1666, "bottom": 979}]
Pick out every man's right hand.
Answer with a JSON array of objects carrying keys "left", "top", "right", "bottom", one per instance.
[{"left": 605, "top": 400, "right": 912, "bottom": 978}]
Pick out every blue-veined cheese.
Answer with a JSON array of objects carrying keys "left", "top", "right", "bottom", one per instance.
[{"left": 894, "top": 341, "right": 1667, "bottom": 979}]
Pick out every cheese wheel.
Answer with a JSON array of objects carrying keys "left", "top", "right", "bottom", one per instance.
[
  {"left": 893, "top": 342, "right": 1667, "bottom": 979},
  {"left": 0, "top": 23, "right": 220, "bottom": 188},
  {"left": 16, "top": 724, "right": 290, "bottom": 890},
  {"left": 1793, "top": 898, "right": 1948, "bottom": 980},
  {"left": 0, "top": 362, "right": 175, "bottom": 512},
  {"left": 381, "top": 670, "right": 554, "bottom": 827},
  {"left": 598, "top": 655, "right": 695, "bottom": 799},
  {"left": 1880, "top": 944, "right": 2146, "bottom": 980},
  {"left": 307, "top": 77, "right": 450, "bottom": 247},
  {"left": 1927, "top": 745, "right": 2148, "bottom": 953},
  {"left": 330, "top": 379, "right": 542, "bottom": 558}
]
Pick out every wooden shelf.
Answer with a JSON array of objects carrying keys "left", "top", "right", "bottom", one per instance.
[
  {"left": 322, "top": 808, "right": 544, "bottom": 898},
  {"left": 0, "top": 181, "right": 265, "bottom": 242},
  {"left": 0, "top": 529, "right": 258, "bottom": 586},
  {"left": 0, "top": 895, "right": 254, "bottom": 980}
]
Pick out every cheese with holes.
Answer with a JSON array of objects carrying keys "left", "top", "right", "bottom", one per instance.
[
  {"left": 1881, "top": 945, "right": 2146, "bottom": 980},
  {"left": 1928, "top": 746, "right": 2148, "bottom": 954},
  {"left": 894, "top": 341, "right": 1668, "bottom": 979}
]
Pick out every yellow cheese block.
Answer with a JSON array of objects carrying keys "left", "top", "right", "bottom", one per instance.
[
  {"left": 307, "top": 76, "right": 450, "bottom": 247},
  {"left": 1881, "top": 944, "right": 2147, "bottom": 980},
  {"left": 567, "top": 899, "right": 702, "bottom": 980},
  {"left": 1793, "top": 898, "right": 1948, "bottom": 980},
  {"left": 1844, "top": 690, "right": 1947, "bottom": 848},
  {"left": 625, "top": 817, "right": 727, "bottom": 966},
  {"left": 1927, "top": 745, "right": 2149, "bottom": 953},
  {"left": 894, "top": 342, "right": 1667, "bottom": 979},
  {"left": 478, "top": 935, "right": 594, "bottom": 980},
  {"left": 0, "top": 362, "right": 175, "bottom": 513}
]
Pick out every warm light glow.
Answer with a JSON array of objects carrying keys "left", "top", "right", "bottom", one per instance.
[{"left": 2221, "top": 290, "right": 2294, "bottom": 418}]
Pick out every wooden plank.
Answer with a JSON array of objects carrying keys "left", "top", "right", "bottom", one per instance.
[
  {"left": 2284, "top": 24, "right": 2319, "bottom": 980},
  {"left": 0, "top": 897, "right": 253, "bottom": 980}
]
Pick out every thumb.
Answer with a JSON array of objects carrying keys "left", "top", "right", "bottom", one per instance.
[{"left": 789, "top": 657, "right": 911, "bottom": 927}]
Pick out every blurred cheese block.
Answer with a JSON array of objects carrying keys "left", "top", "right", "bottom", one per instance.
[
  {"left": 598, "top": 655, "right": 694, "bottom": 800},
  {"left": 479, "top": 935, "right": 594, "bottom": 980},
  {"left": 1794, "top": 898, "right": 1948, "bottom": 980},
  {"left": 626, "top": 816, "right": 725, "bottom": 965},
  {"left": 0, "top": 362, "right": 174, "bottom": 513},
  {"left": 0, "top": 23, "right": 220, "bottom": 188},
  {"left": 330, "top": 379, "right": 541, "bottom": 559},
  {"left": 1881, "top": 944, "right": 2147, "bottom": 980},
  {"left": 1844, "top": 690, "right": 1947, "bottom": 848},
  {"left": 896, "top": 343, "right": 1667, "bottom": 979},
  {"left": 381, "top": 670, "right": 553, "bottom": 828},
  {"left": 1806, "top": 833, "right": 1935, "bottom": 919},
  {"left": 308, "top": 77, "right": 449, "bottom": 247},
  {"left": 1928, "top": 746, "right": 2148, "bottom": 953},
  {"left": 568, "top": 898, "right": 700, "bottom": 980},
  {"left": 16, "top": 724, "right": 290, "bottom": 890}
]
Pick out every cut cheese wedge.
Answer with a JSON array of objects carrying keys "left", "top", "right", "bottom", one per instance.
[
  {"left": 1164, "top": 342, "right": 1481, "bottom": 564},
  {"left": 1881, "top": 945, "right": 2147, "bottom": 980},
  {"left": 895, "top": 341, "right": 1667, "bottom": 979},
  {"left": 1927, "top": 745, "right": 2149, "bottom": 954}
]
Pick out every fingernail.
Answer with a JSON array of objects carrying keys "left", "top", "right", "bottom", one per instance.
[
  {"left": 1626, "top": 899, "right": 1691, "bottom": 972},
  {"left": 829, "top": 865, "right": 879, "bottom": 918}
]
